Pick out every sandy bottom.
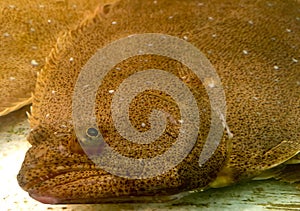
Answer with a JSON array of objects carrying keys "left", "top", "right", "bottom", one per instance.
[{"left": 0, "top": 106, "right": 299, "bottom": 211}]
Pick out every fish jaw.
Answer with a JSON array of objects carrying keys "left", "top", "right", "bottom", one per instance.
[
  {"left": 18, "top": 156, "right": 195, "bottom": 204},
  {"left": 26, "top": 171, "right": 190, "bottom": 204}
]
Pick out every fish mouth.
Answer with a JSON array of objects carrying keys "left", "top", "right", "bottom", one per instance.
[
  {"left": 24, "top": 169, "right": 186, "bottom": 204},
  {"left": 17, "top": 141, "right": 187, "bottom": 204},
  {"left": 28, "top": 184, "right": 188, "bottom": 204},
  {"left": 23, "top": 167, "right": 186, "bottom": 204},
  {"left": 29, "top": 191, "right": 188, "bottom": 204}
]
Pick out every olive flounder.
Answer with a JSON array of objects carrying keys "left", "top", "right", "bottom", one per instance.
[
  {"left": 17, "top": 0, "right": 299, "bottom": 204},
  {"left": 0, "top": 0, "right": 114, "bottom": 116}
]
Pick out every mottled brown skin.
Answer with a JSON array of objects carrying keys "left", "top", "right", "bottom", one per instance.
[
  {"left": 17, "top": 0, "right": 299, "bottom": 204},
  {"left": 0, "top": 0, "right": 114, "bottom": 116}
]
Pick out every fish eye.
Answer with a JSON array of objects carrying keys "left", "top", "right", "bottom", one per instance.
[{"left": 86, "top": 127, "right": 99, "bottom": 137}]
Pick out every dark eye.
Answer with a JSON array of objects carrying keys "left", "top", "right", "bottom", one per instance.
[{"left": 86, "top": 127, "right": 99, "bottom": 137}]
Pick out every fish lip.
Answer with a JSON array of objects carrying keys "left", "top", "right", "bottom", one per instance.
[
  {"left": 29, "top": 192, "right": 61, "bottom": 204},
  {"left": 28, "top": 190, "right": 188, "bottom": 204}
]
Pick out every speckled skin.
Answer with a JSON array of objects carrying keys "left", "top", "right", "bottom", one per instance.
[
  {"left": 0, "top": 0, "right": 114, "bottom": 116},
  {"left": 17, "top": 0, "right": 299, "bottom": 204}
]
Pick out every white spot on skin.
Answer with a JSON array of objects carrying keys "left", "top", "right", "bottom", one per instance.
[
  {"left": 204, "top": 78, "right": 216, "bottom": 88},
  {"left": 51, "top": 90, "right": 56, "bottom": 94},
  {"left": 248, "top": 20, "right": 254, "bottom": 25},
  {"left": 9, "top": 77, "right": 15, "bottom": 81},
  {"left": 47, "top": 19, "right": 52, "bottom": 24},
  {"left": 273, "top": 65, "right": 279, "bottom": 70},
  {"left": 141, "top": 122, "right": 146, "bottom": 128},
  {"left": 3, "top": 32, "right": 10, "bottom": 37},
  {"left": 112, "top": 21, "right": 117, "bottom": 25},
  {"left": 31, "top": 46, "right": 38, "bottom": 50},
  {"left": 8, "top": 5, "right": 16, "bottom": 9},
  {"left": 291, "top": 45, "right": 296, "bottom": 49},
  {"left": 208, "top": 83, "right": 215, "bottom": 88},
  {"left": 39, "top": 4, "right": 45, "bottom": 8},
  {"left": 286, "top": 28, "right": 292, "bottom": 33},
  {"left": 31, "top": 60, "right": 39, "bottom": 66},
  {"left": 198, "top": 2, "right": 204, "bottom": 6},
  {"left": 207, "top": 50, "right": 213, "bottom": 54},
  {"left": 45, "top": 114, "right": 50, "bottom": 118},
  {"left": 30, "top": 28, "right": 35, "bottom": 32},
  {"left": 69, "top": 57, "right": 74, "bottom": 62},
  {"left": 183, "top": 36, "right": 188, "bottom": 40},
  {"left": 243, "top": 50, "right": 249, "bottom": 55},
  {"left": 208, "top": 16, "right": 214, "bottom": 21},
  {"left": 108, "top": 90, "right": 115, "bottom": 94},
  {"left": 116, "top": 67, "right": 121, "bottom": 70},
  {"left": 181, "top": 75, "right": 187, "bottom": 80},
  {"left": 153, "top": 0, "right": 157, "bottom": 4},
  {"left": 178, "top": 119, "right": 184, "bottom": 124},
  {"left": 168, "top": 16, "right": 173, "bottom": 19},
  {"left": 292, "top": 58, "right": 298, "bottom": 63},
  {"left": 212, "top": 34, "right": 217, "bottom": 38}
]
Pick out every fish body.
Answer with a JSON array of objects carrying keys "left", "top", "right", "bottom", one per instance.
[{"left": 17, "top": 0, "right": 300, "bottom": 204}]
